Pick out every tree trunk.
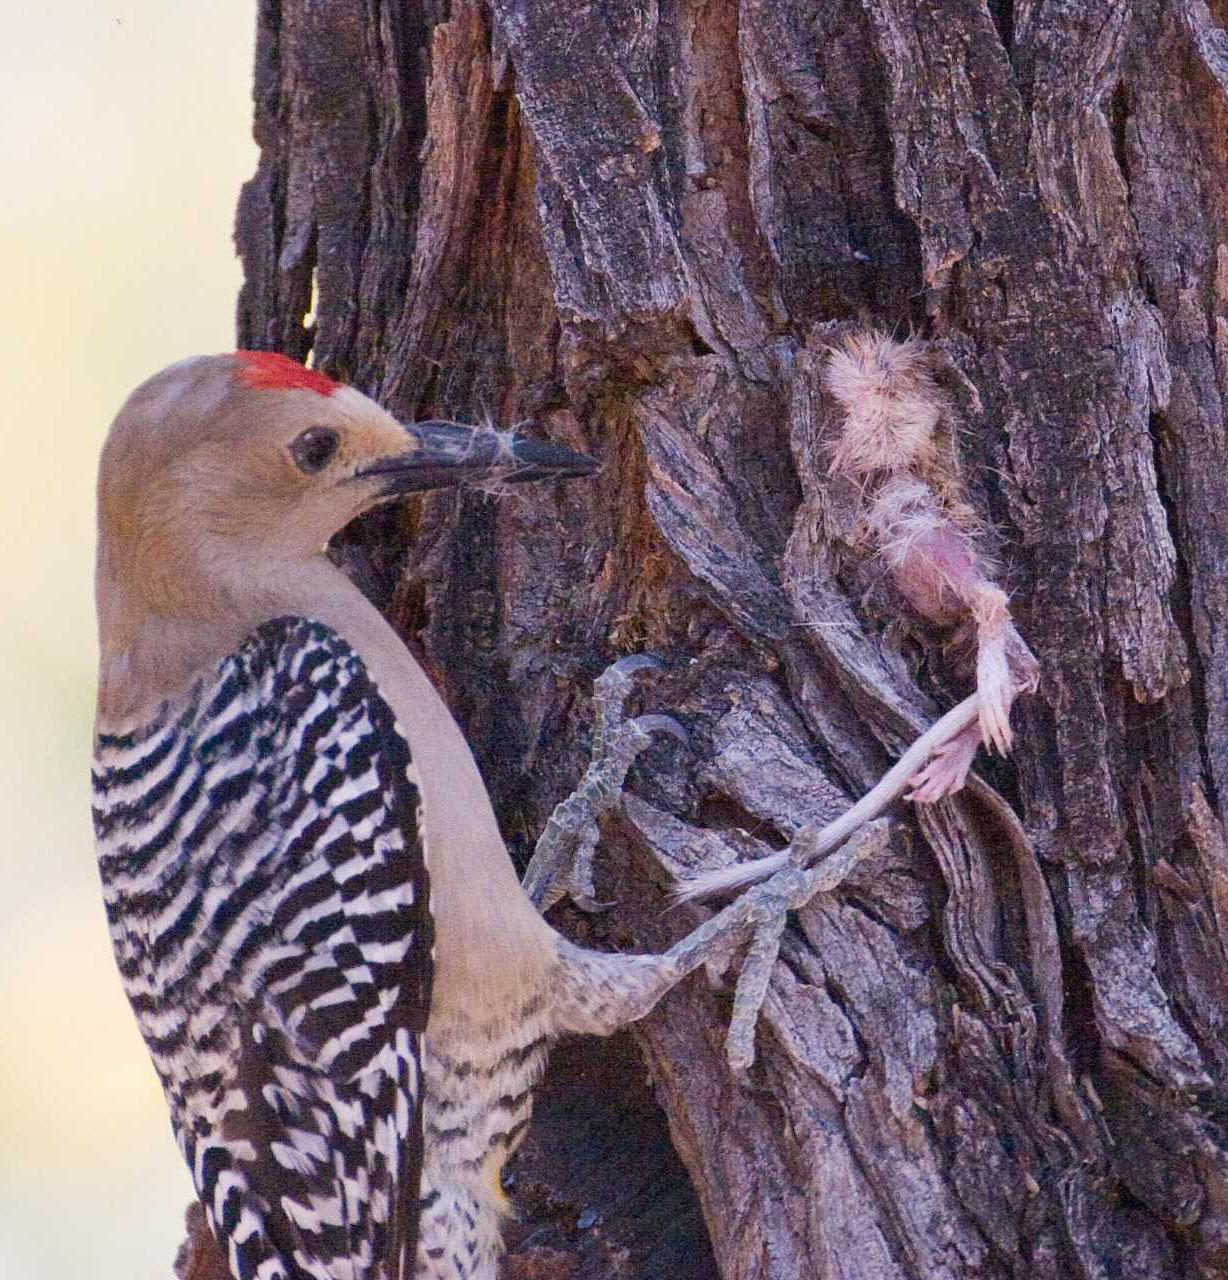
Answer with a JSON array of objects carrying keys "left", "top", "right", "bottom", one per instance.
[{"left": 227, "top": 1, "right": 1228, "bottom": 1276}]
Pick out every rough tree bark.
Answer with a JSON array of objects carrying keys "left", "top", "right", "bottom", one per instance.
[{"left": 208, "top": 1, "right": 1228, "bottom": 1276}]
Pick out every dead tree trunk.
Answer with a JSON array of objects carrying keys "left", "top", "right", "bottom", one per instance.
[{"left": 228, "top": 1, "right": 1228, "bottom": 1276}]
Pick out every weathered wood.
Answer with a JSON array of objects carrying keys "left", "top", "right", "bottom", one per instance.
[{"left": 229, "top": 2, "right": 1228, "bottom": 1276}]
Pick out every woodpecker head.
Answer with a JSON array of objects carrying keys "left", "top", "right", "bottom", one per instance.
[
  {"left": 98, "top": 352, "right": 595, "bottom": 615},
  {"left": 95, "top": 352, "right": 597, "bottom": 716}
]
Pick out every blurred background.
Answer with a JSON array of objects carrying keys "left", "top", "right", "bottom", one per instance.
[{"left": 0, "top": 5, "right": 256, "bottom": 1275}]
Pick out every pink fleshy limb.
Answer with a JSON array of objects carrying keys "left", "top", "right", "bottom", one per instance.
[
  {"left": 877, "top": 489, "right": 1019, "bottom": 757},
  {"left": 872, "top": 483, "right": 1038, "bottom": 791},
  {"left": 970, "top": 585, "right": 1014, "bottom": 755},
  {"left": 906, "top": 722, "right": 981, "bottom": 803}
]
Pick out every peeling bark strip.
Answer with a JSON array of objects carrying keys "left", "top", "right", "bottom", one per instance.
[
  {"left": 229, "top": 2, "right": 1228, "bottom": 1277},
  {"left": 491, "top": 0, "right": 687, "bottom": 323}
]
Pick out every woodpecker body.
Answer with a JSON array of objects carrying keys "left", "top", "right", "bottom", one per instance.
[
  {"left": 92, "top": 354, "right": 606, "bottom": 1279},
  {"left": 95, "top": 352, "right": 855, "bottom": 1278},
  {"left": 94, "top": 617, "right": 432, "bottom": 1278}
]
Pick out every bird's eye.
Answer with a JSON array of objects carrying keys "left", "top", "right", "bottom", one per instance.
[{"left": 289, "top": 426, "right": 340, "bottom": 474}]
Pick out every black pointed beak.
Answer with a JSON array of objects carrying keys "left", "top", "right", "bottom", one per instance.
[{"left": 359, "top": 421, "right": 598, "bottom": 494}]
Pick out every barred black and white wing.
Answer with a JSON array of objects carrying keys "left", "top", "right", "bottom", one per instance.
[{"left": 93, "top": 617, "right": 433, "bottom": 1280}]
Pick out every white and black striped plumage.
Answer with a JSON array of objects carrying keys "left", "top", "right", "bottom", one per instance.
[{"left": 93, "top": 616, "right": 433, "bottom": 1280}]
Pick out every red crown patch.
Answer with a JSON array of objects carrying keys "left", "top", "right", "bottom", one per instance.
[{"left": 235, "top": 350, "right": 339, "bottom": 397}]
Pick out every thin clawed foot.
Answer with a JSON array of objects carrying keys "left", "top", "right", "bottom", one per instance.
[
  {"left": 979, "top": 619, "right": 1039, "bottom": 759},
  {"left": 522, "top": 656, "right": 686, "bottom": 912},
  {"left": 912, "top": 616, "right": 1037, "bottom": 802},
  {"left": 906, "top": 723, "right": 980, "bottom": 804},
  {"left": 977, "top": 676, "right": 1014, "bottom": 757},
  {"left": 667, "top": 820, "right": 891, "bottom": 1071},
  {"left": 973, "top": 588, "right": 1015, "bottom": 756}
]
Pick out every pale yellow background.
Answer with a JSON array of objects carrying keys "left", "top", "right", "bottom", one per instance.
[{"left": 1, "top": 5, "right": 257, "bottom": 1275}]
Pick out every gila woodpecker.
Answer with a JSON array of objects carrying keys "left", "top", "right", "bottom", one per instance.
[{"left": 94, "top": 351, "right": 862, "bottom": 1280}]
